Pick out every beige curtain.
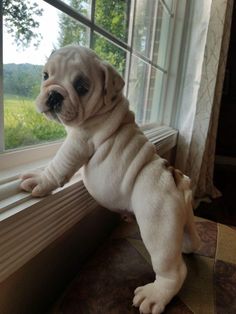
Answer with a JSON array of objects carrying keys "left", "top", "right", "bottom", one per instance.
[{"left": 175, "top": 0, "right": 234, "bottom": 199}]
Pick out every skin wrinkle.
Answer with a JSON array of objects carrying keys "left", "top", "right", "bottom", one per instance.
[{"left": 121, "top": 141, "right": 156, "bottom": 195}]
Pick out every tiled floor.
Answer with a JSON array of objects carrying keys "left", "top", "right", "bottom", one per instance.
[{"left": 52, "top": 217, "right": 236, "bottom": 314}]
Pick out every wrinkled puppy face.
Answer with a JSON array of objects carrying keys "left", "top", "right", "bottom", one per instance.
[{"left": 36, "top": 45, "right": 124, "bottom": 126}]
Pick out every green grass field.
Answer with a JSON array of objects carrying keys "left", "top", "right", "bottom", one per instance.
[{"left": 4, "top": 95, "right": 66, "bottom": 150}]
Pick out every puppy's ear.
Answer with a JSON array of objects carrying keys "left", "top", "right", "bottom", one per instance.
[{"left": 99, "top": 61, "right": 125, "bottom": 106}]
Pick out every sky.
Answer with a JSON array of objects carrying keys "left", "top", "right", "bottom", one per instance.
[{"left": 3, "top": 1, "right": 60, "bottom": 65}]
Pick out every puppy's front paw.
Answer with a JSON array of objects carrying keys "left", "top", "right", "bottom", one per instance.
[
  {"left": 20, "top": 172, "right": 56, "bottom": 197},
  {"left": 133, "top": 281, "right": 170, "bottom": 314}
]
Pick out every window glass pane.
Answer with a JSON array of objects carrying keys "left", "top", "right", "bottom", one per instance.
[
  {"left": 128, "top": 56, "right": 164, "bottom": 125},
  {"left": 60, "top": 0, "right": 92, "bottom": 19},
  {"left": 163, "top": 0, "right": 174, "bottom": 12},
  {"left": 128, "top": 56, "right": 149, "bottom": 124},
  {"left": 152, "top": 2, "right": 171, "bottom": 68},
  {"left": 133, "top": 0, "right": 156, "bottom": 58},
  {"left": 93, "top": 33, "right": 127, "bottom": 76},
  {"left": 3, "top": 0, "right": 89, "bottom": 150},
  {"left": 95, "top": 0, "right": 130, "bottom": 42},
  {"left": 145, "top": 67, "right": 164, "bottom": 124},
  {"left": 2, "top": 0, "right": 176, "bottom": 150}
]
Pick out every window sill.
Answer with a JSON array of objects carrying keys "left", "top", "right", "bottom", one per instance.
[{"left": 0, "top": 124, "right": 178, "bottom": 282}]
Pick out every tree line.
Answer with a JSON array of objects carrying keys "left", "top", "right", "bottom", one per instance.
[{"left": 3, "top": 63, "right": 42, "bottom": 99}]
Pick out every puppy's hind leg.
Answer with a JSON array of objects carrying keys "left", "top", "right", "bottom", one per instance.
[
  {"left": 180, "top": 187, "right": 201, "bottom": 254},
  {"left": 133, "top": 197, "right": 187, "bottom": 314},
  {"left": 182, "top": 205, "right": 201, "bottom": 254}
]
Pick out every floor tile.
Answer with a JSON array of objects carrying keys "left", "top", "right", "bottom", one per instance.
[
  {"left": 215, "top": 260, "right": 236, "bottom": 314},
  {"left": 180, "top": 255, "right": 215, "bottom": 314},
  {"left": 216, "top": 223, "right": 236, "bottom": 264},
  {"left": 195, "top": 221, "right": 218, "bottom": 258},
  {"left": 55, "top": 239, "right": 154, "bottom": 313}
]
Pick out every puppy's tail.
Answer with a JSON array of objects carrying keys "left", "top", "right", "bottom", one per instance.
[
  {"left": 168, "top": 166, "right": 190, "bottom": 188},
  {"left": 168, "top": 166, "right": 192, "bottom": 205}
]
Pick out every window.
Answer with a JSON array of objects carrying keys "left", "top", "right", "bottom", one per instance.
[{"left": 0, "top": 0, "right": 178, "bottom": 153}]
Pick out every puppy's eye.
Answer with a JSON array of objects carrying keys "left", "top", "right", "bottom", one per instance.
[
  {"left": 73, "top": 75, "right": 90, "bottom": 96},
  {"left": 43, "top": 72, "right": 49, "bottom": 80}
]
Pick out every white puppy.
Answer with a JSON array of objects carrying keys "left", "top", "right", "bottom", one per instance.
[{"left": 20, "top": 45, "right": 200, "bottom": 314}]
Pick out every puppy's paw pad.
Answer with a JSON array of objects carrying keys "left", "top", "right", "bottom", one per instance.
[
  {"left": 20, "top": 172, "right": 53, "bottom": 197},
  {"left": 20, "top": 176, "right": 40, "bottom": 192},
  {"left": 133, "top": 283, "right": 165, "bottom": 314}
]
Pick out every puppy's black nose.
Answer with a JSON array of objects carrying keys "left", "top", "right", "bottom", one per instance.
[{"left": 46, "top": 90, "right": 64, "bottom": 112}]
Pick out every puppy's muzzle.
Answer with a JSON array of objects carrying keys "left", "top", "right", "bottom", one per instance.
[{"left": 46, "top": 90, "right": 64, "bottom": 112}]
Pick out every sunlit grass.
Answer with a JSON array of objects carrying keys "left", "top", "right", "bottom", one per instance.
[{"left": 4, "top": 95, "right": 66, "bottom": 150}]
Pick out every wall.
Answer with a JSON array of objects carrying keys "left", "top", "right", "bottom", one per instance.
[{"left": 0, "top": 208, "right": 119, "bottom": 314}]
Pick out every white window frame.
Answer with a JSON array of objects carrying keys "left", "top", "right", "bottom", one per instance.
[
  {"left": 0, "top": 3, "right": 3, "bottom": 153},
  {"left": 0, "top": 0, "right": 188, "bottom": 282}
]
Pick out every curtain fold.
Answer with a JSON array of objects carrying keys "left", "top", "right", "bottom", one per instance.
[{"left": 175, "top": 0, "right": 234, "bottom": 199}]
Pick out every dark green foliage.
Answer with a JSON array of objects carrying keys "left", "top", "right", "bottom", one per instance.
[
  {"left": 58, "top": 0, "right": 89, "bottom": 48},
  {"left": 57, "top": 0, "right": 129, "bottom": 75},
  {"left": 93, "top": 34, "right": 126, "bottom": 75},
  {"left": 93, "top": 0, "right": 129, "bottom": 75},
  {"left": 95, "top": 0, "right": 129, "bottom": 42},
  {"left": 3, "top": 0, "right": 43, "bottom": 47}
]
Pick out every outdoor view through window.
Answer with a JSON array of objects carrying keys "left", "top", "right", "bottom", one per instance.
[{"left": 2, "top": 0, "right": 172, "bottom": 150}]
